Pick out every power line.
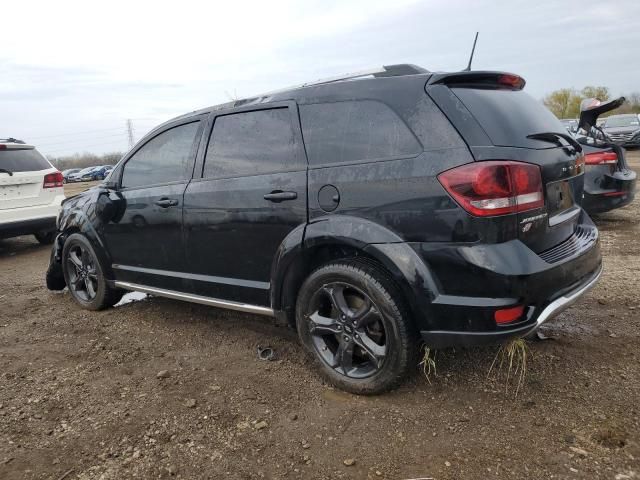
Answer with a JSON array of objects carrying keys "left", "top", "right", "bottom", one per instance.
[
  {"left": 28, "top": 123, "right": 157, "bottom": 140},
  {"left": 37, "top": 133, "right": 127, "bottom": 148},
  {"left": 29, "top": 126, "right": 128, "bottom": 140},
  {"left": 42, "top": 139, "right": 129, "bottom": 155}
]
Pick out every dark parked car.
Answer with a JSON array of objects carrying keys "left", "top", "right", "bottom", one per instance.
[
  {"left": 560, "top": 118, "right": 578, "bottom": 134},
  {"left": 88, "top": 165, "right": 114, "bottom": 181},
  {"left": 62, "top": 168, "right": 81, "bottom": 183},
  {"left": 576, "top": 98, "right": 637, "bottom": 214},
  {"left": 601, "top": 113, "right": 640, "bottom": 148},
  {"left": 67, "top": 166, "right": 97, "bottom": 183},
  {"left": 46, "top": 65, "right": 602, "bottom": 394}
]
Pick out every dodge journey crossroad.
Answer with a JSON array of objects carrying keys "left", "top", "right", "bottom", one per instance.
[{"left": 47, "top": 65, "right": 602, "bottom": 394}]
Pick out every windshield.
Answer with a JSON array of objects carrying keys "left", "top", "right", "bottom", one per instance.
[
  {"left": 0, "top": 148, "right": 52, "bottom": 172},
  {"left": 604, "top": 116, "right": 640, "bottom": 128}
]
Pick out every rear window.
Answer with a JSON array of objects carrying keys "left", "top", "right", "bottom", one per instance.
[
  {"left": 452, "top": 89, "right": 566, "bottom": 149},
  {"left": 300, "top": 100, "right": 421, "bottom": 166},
  {"left": 0, "top": 148, "right": 51, "bottom": 172}
]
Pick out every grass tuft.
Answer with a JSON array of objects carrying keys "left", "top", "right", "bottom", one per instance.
[
  {"left": 419, "top": 347, "right": 437, "bottom": 384},
  {"left": 487, "top": 337, "right": 529, "bottom": 398}
]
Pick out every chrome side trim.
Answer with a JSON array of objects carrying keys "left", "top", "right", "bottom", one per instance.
[
  {"left": 113, "top": 281, "right": 274, "bottom": 317},
  {"left": 112, "top": 264, "right": 270, "bottom": 290},
  {"left": 534, "top": 263, "right": 603, "bottom": 328}
]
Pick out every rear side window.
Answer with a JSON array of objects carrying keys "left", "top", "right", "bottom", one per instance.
[
  {"left": 121, "top": 122, "right": 200, "bottom": 188},
  {"left": 204, "top": 108, "right": 299, "bottom": 178},
  {"left": 0, "top": 149, "right": 51, "bottom": 172},
  {"left": 452, "top": 88, "right": 566, "bottom": 149},
  {"left": 300, "top": 100, "right": 421, "bottom": 166}
]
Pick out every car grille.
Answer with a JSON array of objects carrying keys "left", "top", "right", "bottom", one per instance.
[
  {"left": 539, "top": 225, "right": 597, "bottom": 264},
  {"left": 608, "top": 131, "right": 636, "bottom": 142}
]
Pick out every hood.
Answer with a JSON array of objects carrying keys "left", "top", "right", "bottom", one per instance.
[{"left": 578, "top": 97, "right": 625, "bottom": 131}]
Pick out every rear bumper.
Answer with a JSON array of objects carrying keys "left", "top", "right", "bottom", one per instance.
[
  {"left": 0, "top": 216, "right": 57, "bottom": 239},
  {"left": 0, "top": 196, "right": 63, "bottom": 238},
  {"left": 402, "top": 211, "right": 603, "bottom": 347},
  {"left": 583, "top": 167, "right": 636, "bottom": 214},
  {"left": 420, "top": 263, "right": 602, "bottom": 347}
]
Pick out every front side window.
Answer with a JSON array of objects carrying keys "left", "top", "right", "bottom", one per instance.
[
  {"left": 203, "top": 108, "right": 299, "bottom": 178},
  {"left": 121, "top": 122, "right": 200, "bottom": 188},
  {"left": 299, "top": 100, "right": 421, "bottom": 166}
]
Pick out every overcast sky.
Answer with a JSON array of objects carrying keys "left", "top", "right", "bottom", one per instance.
[{"left": 2, "top": 0, "right": 639, "bottom": 157}]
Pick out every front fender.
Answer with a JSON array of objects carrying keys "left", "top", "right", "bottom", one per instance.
[{"left": 50, "top": 188, "right": 117, "bottom": 281}]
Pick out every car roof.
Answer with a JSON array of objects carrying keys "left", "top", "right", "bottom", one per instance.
[{"left": 152, "top": 64, "right": 432, "bottom": 129}]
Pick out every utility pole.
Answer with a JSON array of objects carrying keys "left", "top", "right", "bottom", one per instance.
[{"left": 126, "top": 119, "right": 135, "bottom": 148}]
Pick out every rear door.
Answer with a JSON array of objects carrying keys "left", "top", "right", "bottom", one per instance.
[
  {"left": 0, "top": 147, "right": 57, "bottom": 210},
  {"left": 182, "top": 102, "right": 308, "bottom": 306}
]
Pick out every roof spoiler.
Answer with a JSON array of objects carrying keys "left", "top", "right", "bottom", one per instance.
[
  {"left": 427, "top": 71, "right": 526, "bottom": 90},
  {"left": 577, "top": 97, "right": 625, "bottom": 131}
]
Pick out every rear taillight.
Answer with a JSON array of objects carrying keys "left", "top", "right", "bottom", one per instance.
[
  {"left": 43, "top": 171, "right": 64, "bottom": 188},
  {"left": 585, "top": 151, "right": 617, "bottom": 165},
  {"left": 438, "top": 161, "right": 544, "bottom": 217}
]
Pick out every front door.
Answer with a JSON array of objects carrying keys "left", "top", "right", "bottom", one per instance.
[
  {"left": 183, "top": 103, "right": 308, "bottom": 306},
  {"left": 102, "top": 119, "right": 203, "bottom": 290}
]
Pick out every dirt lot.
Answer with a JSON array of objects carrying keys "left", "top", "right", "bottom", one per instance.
[{"left": 1, "top": 154, "right": 639, "bottom": 480}]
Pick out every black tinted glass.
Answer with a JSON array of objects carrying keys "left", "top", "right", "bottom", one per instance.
[
  {"left": 300, "top": 100, "right": 421, "bottom": 166},
  {"left": 453, "top": 88, "right": 566, "bottom": 149},
  {"left": 121, "top": 122, "right": 199, "bottom": 188},
  {"left": 0, "top": 149, "right": 51, "bottom": 172},
  {"left": 204, "top": 108, "right": 298, "bottom": 178}
]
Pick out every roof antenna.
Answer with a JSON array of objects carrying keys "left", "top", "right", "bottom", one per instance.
[{"left": 464, "top": 32, "right": 479, "bottom": 71}]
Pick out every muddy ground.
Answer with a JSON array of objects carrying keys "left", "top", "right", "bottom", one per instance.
[{"left": 1, "top": 153, "right": 639, "bottom": 480}]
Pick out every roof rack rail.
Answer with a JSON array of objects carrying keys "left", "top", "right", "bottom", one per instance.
[
  {"left": 0, "top": 138, "right": 26, "bottom": 144},
  {"left": 259, "top": 64, "right": 428, "bottom": 97}
]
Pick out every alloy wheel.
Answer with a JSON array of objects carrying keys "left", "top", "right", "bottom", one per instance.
[
  {"left": 306, "top": 282, "right": 387, "bottom": 379},
  {"left": 66, "top": 244, "right": 99, "bottom": 302}
]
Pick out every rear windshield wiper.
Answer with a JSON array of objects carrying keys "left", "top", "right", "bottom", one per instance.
[
  {"left": 527, "top": 132, "right": 583, "bottom": 153},
  {"left": 0, "top": 168, "right": 14, "bottom": 176}
]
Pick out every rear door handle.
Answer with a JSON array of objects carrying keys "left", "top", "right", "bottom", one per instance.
[
  {"left": 263, "top": 191, "right": 298, "bottom": 202},
  {"left": 155, "top": 198, "right": 179, "bottom": 208}
]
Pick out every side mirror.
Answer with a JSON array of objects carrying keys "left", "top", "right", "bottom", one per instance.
[{"left": 95, "top": 190, "right": 126, "bottom": 224}]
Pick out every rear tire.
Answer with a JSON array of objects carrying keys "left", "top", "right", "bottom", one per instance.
[
  {"left": 34, "top": 231, "right": 55, "bottom": 244},
  {"left": 296, "top": 260, "right": 418, "bottom": 395},
  {"left": 62, "top": 233, "right": 123, "bottom": 310}
]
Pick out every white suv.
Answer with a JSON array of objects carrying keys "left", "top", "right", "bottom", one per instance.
[{"left": 0, "top": 139, "right": 65, "bottom": 244}]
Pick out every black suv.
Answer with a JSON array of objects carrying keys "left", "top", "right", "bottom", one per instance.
[{"left": 47, "top": 65, "right": 602, "bottom": 394}]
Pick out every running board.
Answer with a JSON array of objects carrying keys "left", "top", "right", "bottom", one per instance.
[{"left": 113, "top": 281, "right": 274, "bottom": 317}]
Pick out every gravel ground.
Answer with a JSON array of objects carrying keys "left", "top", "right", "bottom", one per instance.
[{"left": 1, "top": 153, "right": 639, "bottom": 480}]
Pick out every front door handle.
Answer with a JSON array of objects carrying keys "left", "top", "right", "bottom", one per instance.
[
  {"left": 155, "top": 198, "right": 179, "bottom": 208},
  {"left": 263, "top": 191, "right": 298, "bottom": 202}
]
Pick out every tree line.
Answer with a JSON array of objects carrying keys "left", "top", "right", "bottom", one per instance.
[
  {"left": 47, "top": 151, "right": 123, "bottom": 171},
  {"left": 543, "top": 86, "right": 640, "bottom": 119}
]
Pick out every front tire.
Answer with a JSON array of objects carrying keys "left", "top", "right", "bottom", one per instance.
[
  {"left": 62, "top": 233, "right": 123, "bottom": 310},
  {"left": 296, "top": 260, "right": 418, "bottom": 395}
]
